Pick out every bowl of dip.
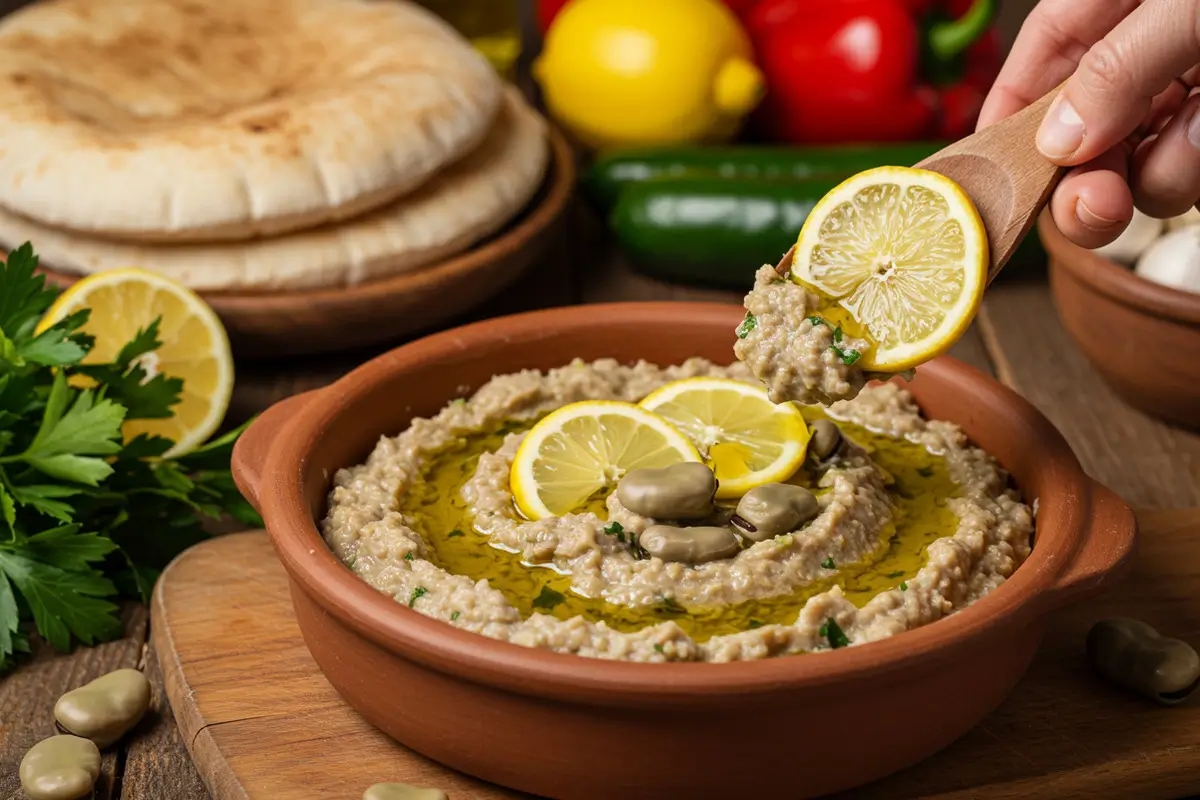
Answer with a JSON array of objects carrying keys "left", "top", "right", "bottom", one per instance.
[{"left": 232, "top": 301, "right": 1136, "bottom": 800}]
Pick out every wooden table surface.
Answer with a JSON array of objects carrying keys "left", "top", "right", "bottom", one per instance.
[{"left": 2, "top": 206, "right": 1199, "bottom": 799}]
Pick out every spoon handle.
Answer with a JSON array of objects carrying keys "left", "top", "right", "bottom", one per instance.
[
  {"left": 773, "top": 83, "right": 1067, "bottom": 282},
  {"left": 916, "top": 83, "right": 1067, "bottom": 282}
]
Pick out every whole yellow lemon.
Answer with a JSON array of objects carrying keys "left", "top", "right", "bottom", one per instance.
[{"left": 534, "top": 0, "right": 764, "bottom": 149}]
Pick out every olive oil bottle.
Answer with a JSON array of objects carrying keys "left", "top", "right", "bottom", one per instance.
[{"left": 413, "top": 0, "right": 522, "bottom": 78}]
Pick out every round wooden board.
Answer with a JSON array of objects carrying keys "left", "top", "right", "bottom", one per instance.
[
  {"left": 36, "top": 126, "right": 575, "bottom": 359},
  {"left": 150, "top": 519, "right": 1200, "bottom": 800}
]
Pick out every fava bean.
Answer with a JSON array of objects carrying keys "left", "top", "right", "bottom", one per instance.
[
  {"left": 733, "top": 483, "right": 819, "bottom": 541},
  {"left": 19, "top": 735, "right": 100, "bottom": 800},
  {"left": 363, "top": 783, "right": 449, "bottom": 800},
  {"left": 808, "top": 420, "right": 843, "bottom": 461},
  {"left": 1086, "top": 618, "right": 1200, "bottom": 705},
  {"left": 55, "top": 668, "right": 152, "bottom": 747},
  {"left": 639, "top": 524, "right": 740, "bottom": 564},
  {"left": 616, "top": 462, "right": 716, "bottom": 519}
]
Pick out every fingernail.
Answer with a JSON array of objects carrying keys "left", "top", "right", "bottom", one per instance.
[
  {"left": 1187, "top": 106, "right": 1200, "bottom": 149},
  {"left": 1076, "top": 199, "right": 1122, "bottom": 231},
  {"left": 1037, "top": 96, "right": 1085, "bottom": 158}
]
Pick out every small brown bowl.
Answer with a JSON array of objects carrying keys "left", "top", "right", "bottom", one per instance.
[
  {"left": 36, "top": 127, "right": 574, "bottom": 360},
  {"left": 1041, "top": 211, "right": 1200, "bottom": 429},
  {"left": 232, "top": 303, "right": 1136, "bottom": 800}
]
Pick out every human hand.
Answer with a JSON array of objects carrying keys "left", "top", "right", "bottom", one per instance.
[{"left": 977, "top": 0, "right": 1200, "bottom": 248}]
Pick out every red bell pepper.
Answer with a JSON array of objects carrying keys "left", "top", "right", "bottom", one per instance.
[{"left": 746, "top": 0, "right": 998, "bottom": 144}]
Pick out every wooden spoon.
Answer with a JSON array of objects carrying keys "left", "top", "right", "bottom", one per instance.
[{"left": 774, "top": 83, "right": 1066, "bottom": 283}]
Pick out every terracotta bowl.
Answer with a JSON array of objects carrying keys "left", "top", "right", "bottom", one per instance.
[
  {"left": 1041, "top": 211, "right": 1200, "bottom": 430},
  {"left": 36, "top": 127, "right": 574, "bottom": 359},
  {"left": 232, "top": 302, "right": 1137, "bottom": 800}
]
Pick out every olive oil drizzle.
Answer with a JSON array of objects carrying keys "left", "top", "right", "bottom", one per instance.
[{"left": 396, "top": 412, "right": 962, "bottom": 642}]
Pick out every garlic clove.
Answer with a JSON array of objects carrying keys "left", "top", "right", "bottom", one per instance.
[
  {"left": 1091, "top": 209, "right": 1163, "bottom": 264},
  {"left": 1134, "top": 227, "right": 1200, "bottom": 294},
  {"left": 1165, "top": 206, "right": 1200, "bottom": 231}
]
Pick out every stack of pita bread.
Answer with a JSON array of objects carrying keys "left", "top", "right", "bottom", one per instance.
[{"left": 0, "top": 0, "right": 549, "bottom": 291}]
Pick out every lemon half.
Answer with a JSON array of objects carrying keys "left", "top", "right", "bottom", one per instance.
[
  {"left": 38, "top": 268, "right": 234, "bottom": 457},
  {"left": 791, "top": 166, "right": 988, "bottom": 371},
  {"left": 510, "top": 400, "right": 701, "bottom": 520},
  {"left": 639, "top": 377, "right": 809, "bottom": 498}
]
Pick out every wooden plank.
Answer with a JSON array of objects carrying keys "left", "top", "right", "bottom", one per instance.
[
  {"left": 978, "top": 283, "right": 1200, "bottom": 509},
  {"left": 153, "top": 523, "right": 1200, "bottom": 800},
  {"left": 0, "top": 604, "right": 148, "bottom": 800},
  {"left": 120, "top": 647, "right": 210, "bottom": 800}
]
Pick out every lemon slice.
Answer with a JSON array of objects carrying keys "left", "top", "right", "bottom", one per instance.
[
  {"left": 639, "top": 377, "right": 810, "bottom": 499},
  {"left": 38, "top": 268, "right": 234, "bottom": 457},
  {"left": 510, "top": 401, "right": 701, "bottom": 520},
  {"left": 790, "top": 166, "right": 987, "bottom": 371}
]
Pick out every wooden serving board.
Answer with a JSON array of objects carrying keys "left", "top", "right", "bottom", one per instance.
[{"left": 151, "top": 513, "right": 1200, "bottom": 800}]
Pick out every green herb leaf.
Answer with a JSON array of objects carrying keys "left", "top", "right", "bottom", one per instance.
[
  {"left": 833, "top": 325, "right": 843, "bottom": 343},
  {"left": 821, "top": 556, "right": 836, "bottom": 569},
  {"left": 450, "top": 611, "right": 460, "bottom": 621},
  {"left": 830, "top": 345, "right": 862, "bottom": 366},
  {"left": 736, "top": 312, "right": 757, "bottom": 339},
  {"left": 807, "top": 315, "right": 828, "bottom": 328},
  {"left": 655, "top": 596, "right": 685, "bottom": 616},
  {"left": 602, "top": 521, "right": 623, "bottom": 535},
  {"left": 408, "top": 587, "right": 428, "bottom": 608},
  {"left": 653, "top": 643, "right": 664, "bottom": 654},
  {"left": 818, "top": 617, "right": 850, "bottom": 649},
  {"left": 447, "top": 529, "right": 464, "bottom": 538},
  {"left": 900, "top": 581, "right": 908, "bottom": 591},
  {"left": 532, "top": 586, "right": 565, "bottom": 611},
  {"left": 0, "top": 548, "right": 121, "bottom": 652},
  {"left": 404, "top": 552, "right": 413, "bottom": 561},
  {"left": 0, "top": 570, "right": 17, "bottom": 657},
  {"left": 22, "top": 526, "right": 116, "bottom": 572}
]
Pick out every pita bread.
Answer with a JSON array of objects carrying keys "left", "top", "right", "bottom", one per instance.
[
  {"left": 0, "top": 89, "right": 548, "bottom": 291},
  {"left": 0, "top": 0, "right": 502, "bottom": 242}
]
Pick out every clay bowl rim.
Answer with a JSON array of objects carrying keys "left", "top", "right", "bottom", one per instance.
[
  {"left": 245, "top": 302, "right": 1120, "bottom": 705},
  {"left": 1039, "top": 211, "right": 1200, "bottom": 325},
  {"left": 35, "top": 125, "right": 575, "bottom": 313}
]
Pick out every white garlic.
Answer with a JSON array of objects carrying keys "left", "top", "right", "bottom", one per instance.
[
  {"left": 1091, "top": 209, "right": 1163, "bottom": 264},
  {"left": 1165, "top": 206, "right": 1200, "bottom": 231},
  {"left": 1134, "top": 227, "right": 1200, "bottom": 294}
]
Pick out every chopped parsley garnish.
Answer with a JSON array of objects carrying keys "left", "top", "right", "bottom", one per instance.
[
  {"left": 821, "top": 556, "right": 836, "bottom": 569},
  {"left": 450, "top": 611, "right": 460, "bottom": 621},
  {"left": 602, "top": 520, "right": 628, "bottom": 543},
  {"left": 809, "top": 316, "right": 863, "bottom": 365},
  {"left": 447, "top": 529, "right": 464, "bottom": 538},
  {"left": 886, "top": 570, "right": 905, "bottom": 578},
  {"left": 531, "top": 586, "right": 566, "bottom": 611},
  {"left": 408, "top": 587, "right": 428, "bottom": 608},
  {"left": 771, "top": 278, "right": 787, "bottom": 285},
  {"left": 346, "top": 555, "right": 356, "bottom": 569},
  {"left": 917, "top": 466, "right": 934, "bottom": 478},
  {"left": 748, "top": 619, "right": 764, "bottom": 629},
  {"left": 655, "top": 596, "right": 686, "bottom": 616},
  {"left": 899, "top": 581, "right": 908, "bottom": 591},
  {"left": 450, "top": 398, "right": 466, "bottom": 407},
  {"left": 404, "top": 552, "right": 413, "bottom": 561},
  {"left": 818, "top": 618, "right": 850, "bottom": 649},
  {"left": 736, "top": 312, "right": 757, "bottom": 339},
  {"left": 831, "top": 344, "right": 862, "bottom": 366},
  {"left": 653, "top": 643, "right": 664, "bottom": 654}
]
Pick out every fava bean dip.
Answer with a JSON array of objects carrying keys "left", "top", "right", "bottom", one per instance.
[{"left": 322, "top": 358, "right": 1033, "bottom": 663}]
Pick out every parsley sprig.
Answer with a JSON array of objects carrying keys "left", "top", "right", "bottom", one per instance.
[{"left": 0, "top": 243, "right": 260, "bottom": 673}]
